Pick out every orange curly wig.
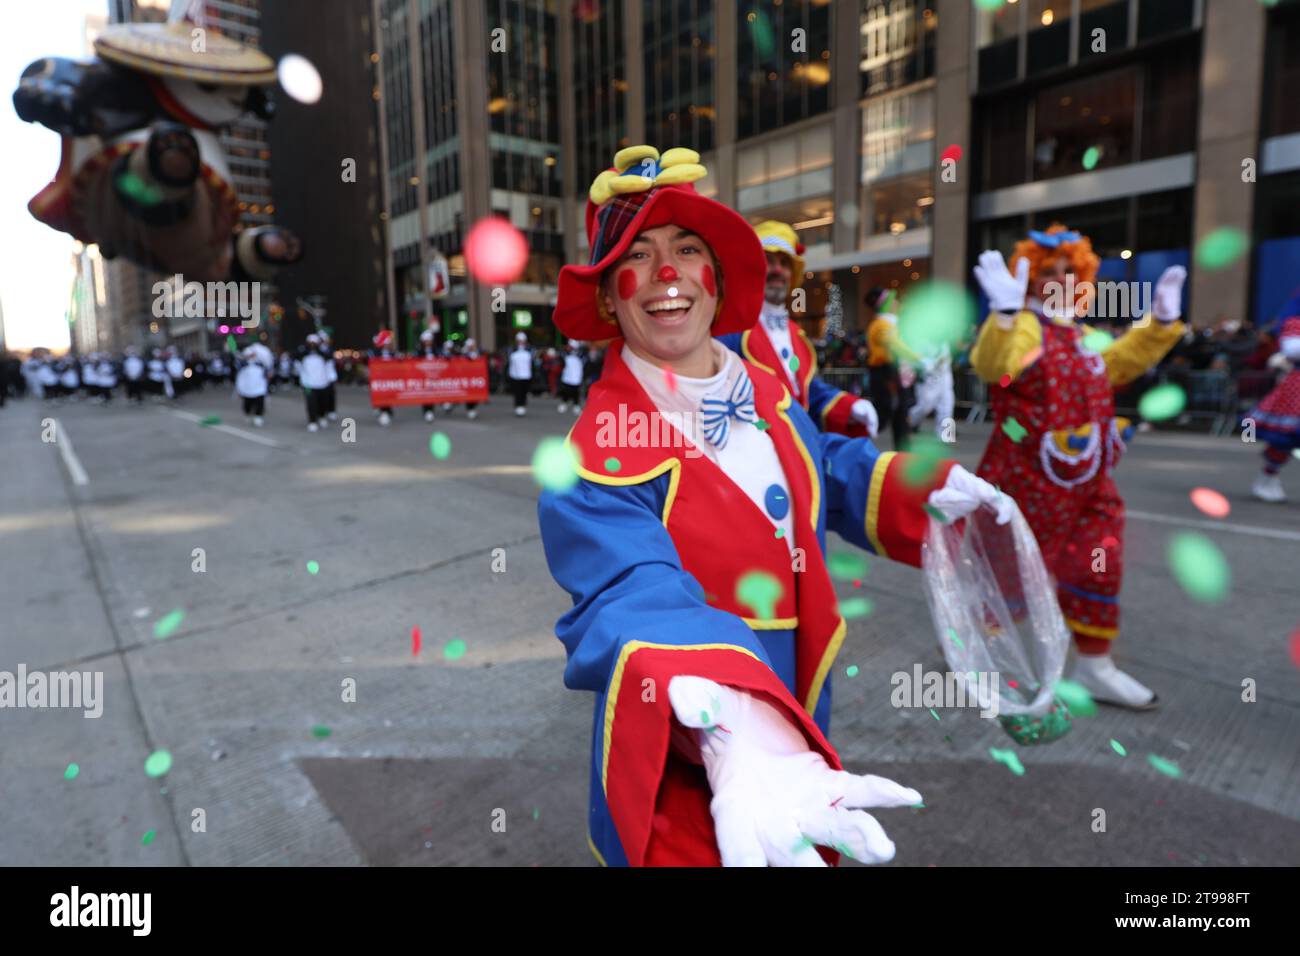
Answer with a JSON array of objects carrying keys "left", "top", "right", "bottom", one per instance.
[{"left": 1010, "top": 223, "right": 1100, "bottom": 312}]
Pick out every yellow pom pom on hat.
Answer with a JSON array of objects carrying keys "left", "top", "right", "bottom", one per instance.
[
  {"left": 754, "top": 220, "right": 806, "bottom": 288},
  {"left": 556, "top": 145, "right": 765, "bottom": 342}
]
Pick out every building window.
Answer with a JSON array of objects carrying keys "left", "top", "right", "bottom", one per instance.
[
  {"left": 866, "top": 172, "right": 933, "bottom": 238},
  {"left": 644, "top": 0, "right": 715, "bottom": 151},
  {"left": 1032, "top": 67, "right": 1137, "bottom": 180},
  {"left": 1078, "top": 0, "right": 1130, "bottom": 62},
  {"left": 1263, "top": 4, "right": 1300, "bottom": 138},
  {"left": 859, "top": 1, "right": 936, "bottom": 99},
  {"left": 1137, "top": 0, "right": 1195, "bottom": 43},
  {"left": 747, "top": 197, "right": 835, "bottom": 251},
  {"left": 573, "top": 0, "right": 627, "bottom": 191},
  {"left": 1026, "top": 0, "right": 1072, "bottom": 76},
  {"left": 975, "top": 0, "right": 1019, "bottom": 89},
  {"left": 736, "top": 0, "right": 831, "bottom": 139},
  {"left": 861, "top": 87, "right": 934, "bottom": 185}
]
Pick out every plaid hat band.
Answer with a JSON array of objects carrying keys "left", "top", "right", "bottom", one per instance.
[{"left": 590, "top": 190, "right": 654, "bottom": 265}]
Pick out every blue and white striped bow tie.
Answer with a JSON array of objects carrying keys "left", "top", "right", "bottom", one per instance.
[
  {"left": 762, "top": 310, "right": 786, "bottom": 331},
  {"left": 700, "top": 372, "right": 757, "bottom": 450}
]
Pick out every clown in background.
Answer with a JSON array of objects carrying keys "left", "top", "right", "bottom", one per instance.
[
  {"left": 717, "top": 221, "right": 879, "bottom": 438},
  {"left": 1245, "top": 292, "right": 1300, "bottom": 503},
  {"left": 970, "top": 225, "right": 1186, "bottom": 710}
]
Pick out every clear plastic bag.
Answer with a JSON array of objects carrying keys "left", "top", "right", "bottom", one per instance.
[{"left": 920, "top": 501, "right": 1071, "bottom": 729}]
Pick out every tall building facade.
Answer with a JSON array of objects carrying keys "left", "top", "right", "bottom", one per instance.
[{"left": 375, "top": 0, "right": 1299, "bottom": 349}]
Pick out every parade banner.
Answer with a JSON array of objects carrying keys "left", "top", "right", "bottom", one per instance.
[{"left": 368, "top": 357, "right": 488, "bottom": 406}]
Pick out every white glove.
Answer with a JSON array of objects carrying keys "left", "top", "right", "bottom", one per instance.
[
  {"left": 973, "top": 250, "right": 1030, "bottom": 314},
  {"left": 668, "top": 675, "right": 921, "bottom": 867},
  {"left": 1278, "top": 335, "right": 1300, "bottom": 362},
  {"left": 927, "top": 464, "right": 1014, "bottom": 525},
  {"left": 1152, "top": 266, "right": 1187, "bottom": 323},
  {"left": 850, "top": 398, "right": 879, "bottom": 437}
]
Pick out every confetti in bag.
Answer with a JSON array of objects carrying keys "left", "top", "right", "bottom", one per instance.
[{"left": 921, "top": 502, "right": 1073, "bottom": 745}]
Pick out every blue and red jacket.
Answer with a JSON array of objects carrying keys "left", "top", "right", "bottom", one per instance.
[{"left": 537, "top": 342, "right": 953, "bottom": 867}]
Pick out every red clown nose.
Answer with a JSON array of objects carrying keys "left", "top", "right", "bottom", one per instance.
[{"left": 656, "top": 265, "right": 679, "bottom": 282}]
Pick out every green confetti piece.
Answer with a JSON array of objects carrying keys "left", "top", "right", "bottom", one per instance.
[
  {"left": 911, "top": 802, "right": 925, "bottom": 809},
  {"left": 946, "top": 627, "right": 964, "bottom": 649},
  {"left": 140, "top": 829, "right": 156, "bottom": 846},
  {"left": 943, "top": 734, "right": 952, "bottom": 743},
  {"left": 603, "top": 457, "right": 621, "bottom": 473},
  {"left": 753, "top": 418, "right": 770, "bottom": 431},
  {"left": 198, "top": 415, "right": 222, "bottom": 426},
  {"left": 989, "top": 747, "right": 1025, "bottom": 776},
  {"left": 845, "top": 664, "right": 859, "bottom": 677},
  {"left": 1195, "top": 227, "right": 1248, "bottom": 270},
  {"left": 429, "top": 432, "right": 451, "bottom": 460},
  {"left": 839, "top": 597, "right": 874, "bottom": 619},
  {"left": 787, "top": 354, "right": 800, "bottom": 373},
  {"left": 736, "top": 570, "right": 783, "bottom": 621},
  {"left": 443, "top": 639, "right": 467, "bottom": 660},
  {"left": 773, "top": 526, "right": 785, "bottom": 539},
  {"left": 144, "top": 750, "right": 172, "bottom": 778},
  {"left": 1138, "top": 382, "right": 1186, "bottom": 421},
  {"left": 898, "top": 280, "right": 976, "bottom": 360},
  {"left": 532, "top": 808, "right": 539, "bottom": 821},
  {"left": 152, "top": 609, "right": 185, "bottom": 640},
  {"left": 1001, "top": 417, "right": 1028, "bottom": 443},
  {"left": 1081, "top": 329, "right": 1114, "bottom": 353},
  {"left": 1082, "top": 146, "right": 1101, "bottom": 171},
  {"left": 1055, "top": 678, "right": 1098, "bottom": 718},
  {"left": 923, "top": 503, "right": 948, "bottom": 524},
  {"left": 1147, "top": 754, "right": 1183, "bottom": 778},
  {"left": 306, "top": 560, "right": 320, "bottom": 575},
  {"left": 827, "top": 551, "right": 869, "bottom": 581},
  {"left": 1167, "top": 532, "right": 1230, "bottom": 603},
  {"left": 117, "top": 171, "right": 164, "bottom": 205},
  {"left": 902, "top": 433, "right": 946, "bottom": 486},
  {"left": 531, "top": 437, "right": 581, "bottom": 492},
  {"left": 1110, "top": 739, "right": 1127, "bottom": 756},
  {"left": 929, "top": 708, "right": 941, "bottom": 721},
  {"left": 312, "top": 725, "right": 332, "bottom": 738},
  {"left": 973, "top": 0, "right": 1005, "bottom": 9},
  {"left": 749, "top": 10, "right": 776, "bottom": 58},
  {"left": 699, "top": 709, "right": 711, "bottom": 725},
  {"left": 64, "top": 763, "right": 79, "bottom": 780}
]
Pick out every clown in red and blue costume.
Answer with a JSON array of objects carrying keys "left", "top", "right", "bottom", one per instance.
[
  {"left": 539, "top": 145, "right": 1012, "bottom": 867},
  {"left": 717, "top": 220, "right": 879, "bottom": 439},
  {"left": 1246, "top": 294, "right": 1300, "bottom": 503},
  {"left": 969, "top": 225, "right": 1186, "bottom": 710}
]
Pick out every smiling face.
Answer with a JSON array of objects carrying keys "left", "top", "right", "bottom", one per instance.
[
  {"left": 764, "top": 251, "right": 792, "bottom": 305},
  {"left": 600, "top": 223, "right": 721, "bottom": 377},
  {"left": 1029, "top": 256, "right": 1069, "bottom": 303}
]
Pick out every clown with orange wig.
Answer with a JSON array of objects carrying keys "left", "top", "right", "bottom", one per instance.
[{"left": 969, "top": 225, "right": 1187, "bottom": 710}]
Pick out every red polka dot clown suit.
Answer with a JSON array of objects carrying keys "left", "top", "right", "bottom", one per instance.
[
  {"left": 537, "top": 145, "right": 1012, "bottom": 867},
  {"left": 969, "top": 225, "right": 1187, "bottom": 710}
]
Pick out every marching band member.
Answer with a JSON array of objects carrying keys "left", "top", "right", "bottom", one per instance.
[
  {"left": 557, "top": 340, "right": 584, "bottom": 415},
  {"left": 507, "top": 331, "right": 534, "bottom": 417},
  {"left": 235, "top": 345, "right": 268, "bottom": 426},
  {"left": 298, "top": 333, "right": 330, "bottom": 431}
]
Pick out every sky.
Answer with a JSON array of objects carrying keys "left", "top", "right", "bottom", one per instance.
[{"left": 0, "top": 0, "right": 105, "bottom": 352}]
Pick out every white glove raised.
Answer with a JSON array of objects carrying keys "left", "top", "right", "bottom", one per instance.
[
  {"left": 850, "top": 398, "right": 879, "bottom": 437},
  {"left": 973, "top": 250, "right": 1030, "bottom": 315},
  {"left": 668, "top": 675, "right": 921, "bottom": 867},
  {"left": 927, "top": 464, "right": 1014, "bottom": 525},
  {"left": 1152, "top": 265, "right": 1187, "bottom": 323}
]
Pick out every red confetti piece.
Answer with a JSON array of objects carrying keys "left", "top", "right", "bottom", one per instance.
[
  {"left": 465, "top": 217, "right": 529, "bottom": 284},
  {"left": 411, "top": 626, "right": 422, "bottom": 657},
  {"left": 940, "top": 143, "right": 962, "bottom": 164},
  {"left": 1289, "top": 628, "right": 1300, "bottom": 669},
  {"left": 999, "top": 374, "right": 1012, "bottom": 388},
  {"left": 1007, "top": 680, "right": 1019, "bottom": 688},
  {"left": 1100, "top": 535, "right": 1119, "bottom": 549},
  {"left": 852, "top": 579, "right": 862, "bottom": 588},
  {"left": 664, "top": 366, "right": 677, "bottom": 393},
  {"left": 1189, "top": 487, "right": 1230, "bottom": 519}
]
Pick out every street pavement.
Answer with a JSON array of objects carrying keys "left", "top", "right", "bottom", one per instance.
[{"left": 1, "top": 382, "right": 1298, "bottom": 867}]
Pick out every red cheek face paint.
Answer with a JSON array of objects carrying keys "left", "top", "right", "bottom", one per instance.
[
  {"left": 617, "top": 268, "right": 638, "bottom": 301},
  {"left": 701, "top": 264, "right": 716, "bottom": 297}
]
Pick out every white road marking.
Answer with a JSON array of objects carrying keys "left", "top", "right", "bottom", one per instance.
[
  {"left": 52, "top": 418, "right": 89, "bottom": 485},
  {"left": 1127, "top": 509, "right": 1300, "bottom": 543},
  {"left": 170, "top": 409, "right": 285, "bottom": 448}
]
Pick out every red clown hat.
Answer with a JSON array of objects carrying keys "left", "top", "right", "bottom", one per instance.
[{"left": 554, "top": 146, "right": 765, "bottom": 342}]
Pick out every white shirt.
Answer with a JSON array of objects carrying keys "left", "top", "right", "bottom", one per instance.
[
  {"left": 508, "top": 347, "right": 533, "bottom": 380},
  {"left": 123, "top": 355, "right": 144, "bottom": 380},
  {"left": 299, "top": 352, "right": 330, "bottom": 389},
  {"left": 623, "top": 341, "right": 795, "bottom": 550},
  {"left": 236, "top": 361, "right": 268, "bottom": 398},
  {"left": 759, "top": 301, "right": 800, "bottom": 397},
  {"left": 562, "top": 353, "right": 584, "bottom": 386}
]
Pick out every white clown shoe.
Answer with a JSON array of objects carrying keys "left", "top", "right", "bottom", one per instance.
[
  {"left": 1070, "top": 652, "right": 1159, "bottom": 711},
  {"left": 1252, "top": 472, "right": 1286, "bottom": 503},
  {"left": 515, "top": 407, "right": 525, "bottom": 417},
  {"left": 379, "top": 411, "right": 392, "bottom": 426},
  {"left": 307, "top": 421, "right": 319, "bottom": 432}
]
